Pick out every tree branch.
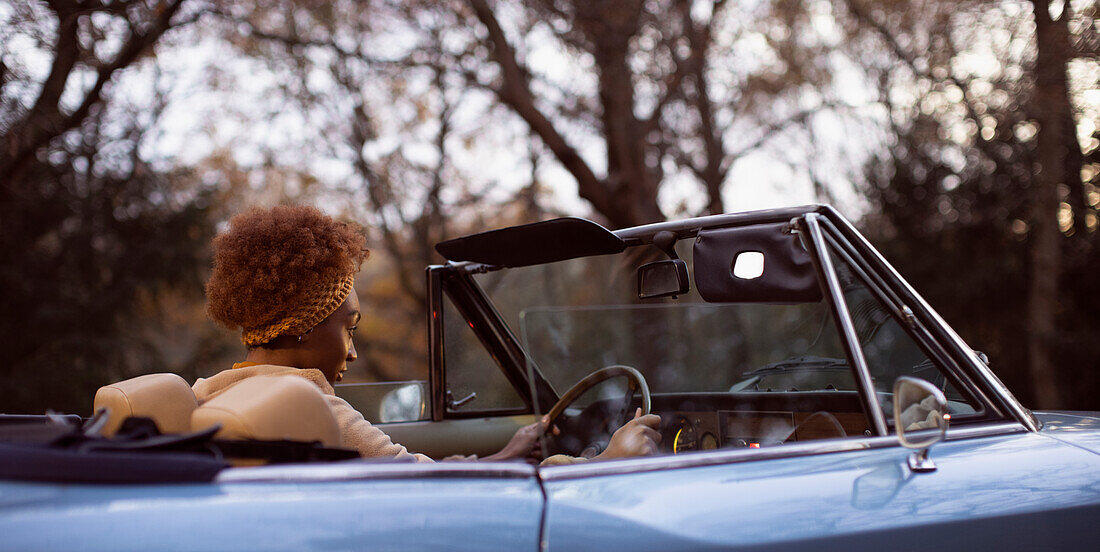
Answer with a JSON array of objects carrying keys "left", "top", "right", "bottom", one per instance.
[
  {"left": 3, "top": 0, "right": 188, "bottom": 182},
  {"left": 720, "top": 102, "right": 840, "bottom": 176},
  {"left": 643, "top": 0, "right": 729, "bottom": 137},
  {"left": 207, "top": 9, "right": 400, "bottom": 67},
  {"left": 464, "top": 0, "right": 614, "bottom": 217},
  {"left": 842, "top": 0, "right": 1009, "bottom": 168}
]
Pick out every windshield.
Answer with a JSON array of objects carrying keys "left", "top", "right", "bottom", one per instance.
[
  {"left": 463, "top": 225, "right": 985, "bottom": 458},
  {"left": 473, "top": 241, "right": 850, "bottom": 398}
]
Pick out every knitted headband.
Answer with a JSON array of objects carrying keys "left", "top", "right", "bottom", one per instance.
[{"left": 240, "top": 271, "right": 356, "bottom": 347}]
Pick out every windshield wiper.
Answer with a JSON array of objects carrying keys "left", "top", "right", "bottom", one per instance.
[{"left": 741, "top": 356, "right": 849, "bottom": 377}]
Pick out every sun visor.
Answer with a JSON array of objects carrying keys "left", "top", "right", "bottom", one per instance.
[
  {"left": 693, "top": 223, "right": 823, "bottom": 303},
  {"left": 435, "top": 217, "right": 626, "bottom": 268}
]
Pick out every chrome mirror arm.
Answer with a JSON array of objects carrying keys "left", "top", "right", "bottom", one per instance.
[{"left": 907, "top": 447, "right": 936, "bottom": 473}]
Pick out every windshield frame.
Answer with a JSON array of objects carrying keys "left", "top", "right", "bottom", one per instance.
[{"left": 430, "top": 206, "right": 1030, "bottom": 433}]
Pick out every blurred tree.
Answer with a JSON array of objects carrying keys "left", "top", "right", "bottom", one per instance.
[
  {"left": 1, "top": 0, "right": 195, "bottom": 178},
  {"left": 202, "top": 0, "right": 942, "bottom": 384},
  {"left": 0, "top": 0, "right": 224, "bottom": 413},
  {"left": 841, "top": 0, "right": 1100, "bottom": 408},
  {"left": 7, "top": 0, "right": 1091, "bottom": 414},
  {"left": 462, "top": 0, "right": 848, "bottom": 226},
  {"left": 457, "top": 0, "right": 862, "bottom": 381}
]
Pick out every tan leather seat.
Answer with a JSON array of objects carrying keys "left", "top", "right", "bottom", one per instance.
[
  {"left": 93, "top": 373, "right": 198, "bottom": 436},
  {"left": 191, "top": 375, "right": 341, "bottom": 448}
]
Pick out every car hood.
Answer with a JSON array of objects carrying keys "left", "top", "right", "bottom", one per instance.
[{"left": 1034, "top": 411, "right": 1100, "bottom": 456}]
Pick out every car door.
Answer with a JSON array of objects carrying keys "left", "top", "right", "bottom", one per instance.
[
  {"left": 538, "top": 425, "right": 1100, "bottom": 551},
  {"left": 1, "top": 463, "right": 545, "bottom": 552}
]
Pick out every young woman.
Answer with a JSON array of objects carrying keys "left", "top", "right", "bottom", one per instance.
[{"left": 196, "top": 205, "right": 659, "bottom": 463}]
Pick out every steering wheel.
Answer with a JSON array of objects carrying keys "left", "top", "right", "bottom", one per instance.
[
  {"left": 777, "top": 411, "right": 847, "bottom": 443},
  {"left": 544, "top": 365, "right": 651, "bottom": 457}
]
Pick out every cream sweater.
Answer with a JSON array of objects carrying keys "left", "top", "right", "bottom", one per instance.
[{"left": 192, "top": 364, "right": 432, "bottom": 463}]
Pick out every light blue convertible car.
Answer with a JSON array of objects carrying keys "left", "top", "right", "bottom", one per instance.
[{"left": 3, "top": 205, "right": 1099, "bottom": 551}]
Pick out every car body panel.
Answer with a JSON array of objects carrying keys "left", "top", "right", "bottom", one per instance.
[
  {"left": 543, "top": 428, "right": 1100, "bottom": 550},
  {"left": 0, "top": 470, "right": 543, "bottom": 552},
  {"left": 1035, "top": 411, "right": 1100, "bottom": 455}
]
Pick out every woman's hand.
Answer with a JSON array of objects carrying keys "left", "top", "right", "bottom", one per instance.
[
  {"left": 483, "top": 408, "right": 660, "bottom": 463},
  {"left": 594, "top": 408, "right": 662, "bottom": 460},
  {"left": 482, "top": 415, "right": 557, "bottom": 463}
]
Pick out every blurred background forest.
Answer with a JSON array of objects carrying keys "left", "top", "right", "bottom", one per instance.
[{"left": 2, "top": 0, "right": 1098, "bottom": 414}]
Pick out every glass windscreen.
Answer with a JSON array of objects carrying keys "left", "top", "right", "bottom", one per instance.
[
  {"left": 476, "top": 243, "right": 850, "bottom": 397},
  {"left": 472, "top": 239, "right": 878, "bottom": 459},
  {"left": 517, "top": 302, "right": 850, "bottom": 395},
  {"left": 827, "top": 247, "right": 978, "bottom": 421}
]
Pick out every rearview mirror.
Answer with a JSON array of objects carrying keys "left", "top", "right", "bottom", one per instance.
[
  {"left": 638, "top": 259, "right": 690, "bottom": 299},
  {"left": 893, "top": 376, "right": 948, "bottom": 472}
]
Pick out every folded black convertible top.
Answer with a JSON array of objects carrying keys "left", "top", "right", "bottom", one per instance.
[
  {"left": 0, "top": 442, "right": 228, "bottom": 484},
  {"left": 0, "top": 414, "right": 359, "bottom": 484}
]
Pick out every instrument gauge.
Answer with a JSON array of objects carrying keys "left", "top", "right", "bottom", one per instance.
[
  {"left": 700, "top": 433, "right": 718, "bottom": 450},
  {"left": 670, "top": 418, "right": 697, "bottom": 454}
]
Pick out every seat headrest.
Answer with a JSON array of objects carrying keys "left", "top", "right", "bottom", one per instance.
[
  {"left": 93, "top": 373, "right": 198, "bottom": 436},
  {"left": 191, "top": 375, "right": 341, "bottom": 448}
]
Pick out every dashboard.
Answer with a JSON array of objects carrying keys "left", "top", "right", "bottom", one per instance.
[
  {"left": 662, "top": 410, "right": 870, "bottom": 453},
  {"left": 651, "top": 391, "right": 873, "bottom": 454},
  {"left": 563, "top": 390, "right": 874, "bottom": 457}
]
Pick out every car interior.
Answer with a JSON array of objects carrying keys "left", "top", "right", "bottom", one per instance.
[{"left": 417, "top": 214, "right": 993, "bottom": 461}]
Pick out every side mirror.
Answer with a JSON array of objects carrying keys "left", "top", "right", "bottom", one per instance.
[
  {"left": 380, "top": 382, "right": 427, "bottom": 423},
  {"left": 337, "top": 381, "right": 429, "bottom": 423},
  {"left": 638, "top": 259, "right": 690, "bottom": 299},
  {"left": 893, "top": 376, "right": 949, "bottom": 472}
]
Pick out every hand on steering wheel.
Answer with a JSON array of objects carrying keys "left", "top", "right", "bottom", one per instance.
[
  {"left": 599, "top": 407, "right": 662, "bottom": 459},
  {"left": 543, "top": 365, "right": 658, "bottom": 458}
]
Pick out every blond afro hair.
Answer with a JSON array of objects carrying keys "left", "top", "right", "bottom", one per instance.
[{"left": 205, "top": 205, "right": 368, "bottom": 346}]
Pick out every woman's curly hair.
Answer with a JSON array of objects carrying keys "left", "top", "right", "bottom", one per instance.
[{"left": 205, "top": 205, "right": 368, "bottom": 343}]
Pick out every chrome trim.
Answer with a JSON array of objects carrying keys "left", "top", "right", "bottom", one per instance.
[
  {"left": 613, "top": 205, "right": 823, "bottom": 241},
  {"left": 539, "top": 421, "right": 1027, "bottom": 481},
  {"left": 821, "top": 209, "right": 1040, "bottom": 431},
  {"left": 943, "top": 421, "right": 1026, "bottom": 440},
  {"left": 814, "top": 224, "right": 998, "bottom": 420},
  {"left": 907, "top": 450, "right": 936, "bottom": 472},
  {"left": 216, "top": 460, "right": 536, "bottom": 484},
  {"left": 447, "top": 390, "right": 478, "bottom": 409},
  {"left": 814, "top": 218, "right": 1001, "bottom": 420},
  {"left": 803, "top": 214, "right": 889, "bottom": 436}
]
